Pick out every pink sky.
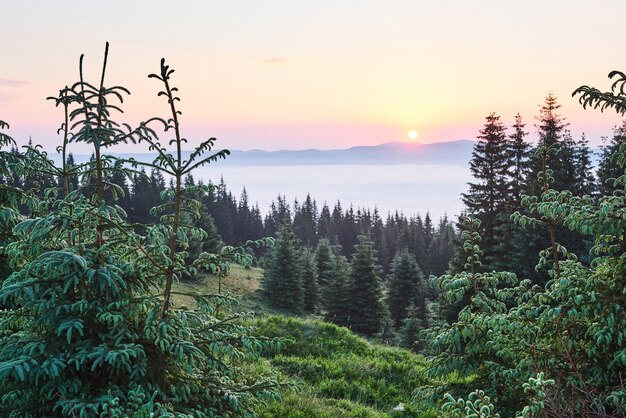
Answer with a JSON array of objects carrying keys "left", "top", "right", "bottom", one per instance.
[{"left": 1, "top": 1, "right": 625, "bottom": 153}]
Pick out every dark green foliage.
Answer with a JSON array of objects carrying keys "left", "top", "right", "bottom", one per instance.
[
  {"left": 387, "top": 249, "right": 425, "bottom": 328},
  {"left": 263, "top": 221, "right": 304, "bottom": 313},
  {"left": 299, "top": 247, "right": 319, "bottom": 313},
  {"left": 323, "top": 254, "right": 351, "bottom": 326},
  {"left": 0, "top": 46, "right": 283, "bottom": 417},
  {"left": 462, "top": 113, "right": 511, "bottom": 270},
  {"left": 315, "top": 237, "right": 338, "bottom": 314},
  {"left": 253, "top": 316, "right": 441, "bottom": 417},
  {"left": 293, "top": 194, "right": 317, "bottom": 247},
  {"left": 345, "top": 236, "right": 384, "bottom": 336},
  {"left": 507, "top": 113, "right": 531, "bottom": 207},
  {"left": 597, "top": 120, "right": 626, "bottom": 196},
  {"left": 398, "top": 303, "right": 422, "bottom": 351},
  {"left": 527, "top": 93, "right": 570, "bottom": 193},
  {"left": 315, "top": 238, "right": 335, "bottom": 291},
  {"left": 573, "top": 132, "right": 596, "bottom": 196},
  {"left": 423, "top": 72, "right": 626, "bottom": 416}
]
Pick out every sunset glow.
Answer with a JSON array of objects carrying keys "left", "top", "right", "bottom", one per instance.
[{"left": 1, "top": 1, "right": 624, "bottom": 152}]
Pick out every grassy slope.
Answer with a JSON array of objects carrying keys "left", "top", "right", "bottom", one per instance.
[{"left": 173, "top": 267, "right": 442, "bottom": 417}]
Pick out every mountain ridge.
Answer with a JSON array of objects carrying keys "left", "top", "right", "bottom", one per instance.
[{"left": 55, "top": 139, "right": 476, "bottom": 166}]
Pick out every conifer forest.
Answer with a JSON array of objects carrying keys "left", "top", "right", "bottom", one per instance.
[{"left": 1, "top": 43, "right": 626, "bottom": 418}]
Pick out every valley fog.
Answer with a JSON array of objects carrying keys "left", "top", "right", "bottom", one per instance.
[{"left": 194, "top": 163, "right": 469, "bottom": 220}]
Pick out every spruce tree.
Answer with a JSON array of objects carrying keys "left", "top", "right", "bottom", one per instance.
[
  {"left": 597, "top": 120, "right": 626, "bottom": 196},
  {"left": 0, "top": 48, "right": 283, "bottom": 416},
  {"left": 317, "top": 203, "right": 334, "bottom": 241},
  {"left": 324, "top": 254, "right": 350, "bottom": 326},
  {"left": 262, "top": 220, "right": 304, "bottom": 313},
  {"left": 429, "top": 216, "right": 457, "bottom": 276},
  {"left": 527, "top": 93, "right": 570, "bottom": 194},
  {"left": 387, "top": 249, "right": 425, "bottom": 328},
  {"left": 315, "top": 238, "right": 335, "bottom": 301},
  {"left": 345, "top": 235, "right": 384, "bottom": 335},
  {"left": 299, "top": 247, "right": 319, "bottom": 313},
  {"left": 398, "top": 303, "right": 422, "bottom": 351},
  {"left": 462, "top": 112, "right": 510, "bottom": 270},
  {"left": 573, "top": 133, "right": 596, "bottom": 196},
  {"left": 507, "top": 113, "right": 531, "bottom": 207},
  {"left": 293, "top": 193, "right": 318, "bottom": 247}
]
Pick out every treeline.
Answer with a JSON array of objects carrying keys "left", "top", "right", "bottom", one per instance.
[
  {"left": 459, "top": 93, "right": 625, "bottom": 282},
  {"left": 1, "top": 138, "right": 457, "bottom": 340},
  {"left": 263, "top": 225, "right": 430, "bottom": 344},
  {"left": 0, "top": 150, "right": 457, "bottom": 276},
  {"left": 423, "top": 85, "right": 626, "bottom": 417}
]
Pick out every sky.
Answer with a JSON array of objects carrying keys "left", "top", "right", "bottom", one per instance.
[{"left": 1, "top": 1, "right": 626, "bottom": 153}]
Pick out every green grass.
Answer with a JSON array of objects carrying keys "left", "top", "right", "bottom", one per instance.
[
  {"left": 252, "top": 316, "right": 442, "bottom": 417},
  {"left": 174, "top": 267, "right": 445, "bottom": 417},
  {"left": 173, "top": 265, "right": 287, "bottom": 315}
]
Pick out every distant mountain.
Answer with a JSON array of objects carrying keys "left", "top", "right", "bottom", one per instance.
[
  {"left": 57, "top": 140, "right": 477, "bottom": 166},
  {"left": 222, "top": 139, "right": 476, "bottom": 166}
]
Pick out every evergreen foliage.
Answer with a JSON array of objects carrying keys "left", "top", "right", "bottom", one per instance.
[
  {"left": 345, "top": 236, "right": 384, "bottom": 336},
  {"left": 462, "top": 113, "right": 510, "bottom": 269},
  {"left": 254, "top": 316, "right": 440, "bottom": 417},
  {"left": 0, "top": 45, "right": 284, "bottom": 417},
  {"left": 398, "top": 303, "right": 422, "bottom": 351},
  {"left": 299, "top": 247, "right": 320, "bottom": 313},
  {"left": 387, "top": 249, "right": 425, "bottom": 328},
  {"left": 421, "top": 72, "right": 626, "bottom": 416},
  {"left": 597, "top": 120, "right": 626, "bottom": 196},
  {"left": 262, "top": 221, "right": 304, "bottom": 313},
  {"left": 324, "top": 254, "right": 351, "bottom": 327}
]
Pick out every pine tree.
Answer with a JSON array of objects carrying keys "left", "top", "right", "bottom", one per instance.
[
  {"left": 299, "top": 247, "right": 319, "bottom": 313},
  {"left": 387, "top": 249, "right": 425, "bottom": 328},
  {"left": 429, "top": 216, "right": 457, "bottom": 276},
  {"left": 462, "top": 113, "right": 510, "bottom": 269},
  {"left": 293, "top": 193, "right": 318, "bottom": 247},
  {"left": 345, "top": 235, "right": 384, "bottom": 335},
  {"left": 573, "top": 133, "right": 596, "bottom": 196},
  {"left": 338, "top": 205, "right": 358, "bottom": 259},
  {"left": 507, "top": 113, "right": 531, "bottom": 207},
  {"left": 597, "top": 120, "right": 626, "bottom": 196},
  {"left": 324, "top": 254, "right": 350, "bottom": 326},
  {"left": 262, "top": 220, "right": 304, "bottom": 313},
  {"left": 317, "top": 203, "right": 334, "bottom": 241},
  {"left": 527, "top": 93, "right": 570, "bottom": 194},
  {"left": 398, "top": 303, "right": 422, "bottom": 351},
  {"left": 315, "top": 237, "right": 336, "bottom": 295},
  {"left": 370, "top": 208, "right": 387, "bottom": 272},
  {"left": 0, "top": 50, "right": 283, "bottom": 416}
]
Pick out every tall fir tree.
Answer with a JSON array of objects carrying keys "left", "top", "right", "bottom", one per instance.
[
  {"left": 262, "top": 220, "right": 304, "bottom": 313},
  {"left": 501, "top": 113, "right": 533, "bottom": 276},
  {"left": 293, "top": 194, "right": 318, "bottom": 247},
  {"left": 527, "top": 93, "right": 570, "bottom": 194},
  {"left": 315, "top": 237, "right": 336, "bottom": 295},
  {"left": 507, "top": 113, "right": 531, "bottom": 206},
  {"left": 462, "top": 112, "right": 510, "bottom": 270},
  {"left": 573, "top": 132, "right": 596, "bottom": 196},
  {"left": 597, "top": 120, "right": 626, "bottom": 196},
  {"left": 324, "top": 254, "right": 350, "bottom": 326},
  {"left": 387, "top": 249, "right": 425, "bottom": 328},
  {"left": 345, "top": 235, "right": 384, "bottom": 335},
  {"left": 299, "top": 247, "right": 320, "bottom": 313}
]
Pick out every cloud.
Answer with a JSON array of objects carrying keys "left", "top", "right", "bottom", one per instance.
[
  {"left": 0, "top": 92, "right": 23, "bottom": 106},
  {"left": 0, "top": 78, "right": 31, "bottom": 87},
  {"left": 260, "top": 56, "right": 288, "bottom": 64}
]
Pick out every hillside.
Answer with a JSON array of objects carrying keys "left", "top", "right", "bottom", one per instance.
[{"left": 173, "top": 267, "right": 445, "bottom": 417}]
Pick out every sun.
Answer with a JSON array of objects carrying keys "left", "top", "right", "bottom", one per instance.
[{"left": 408, "top": 130, "right": 418, "bottom": 141}]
